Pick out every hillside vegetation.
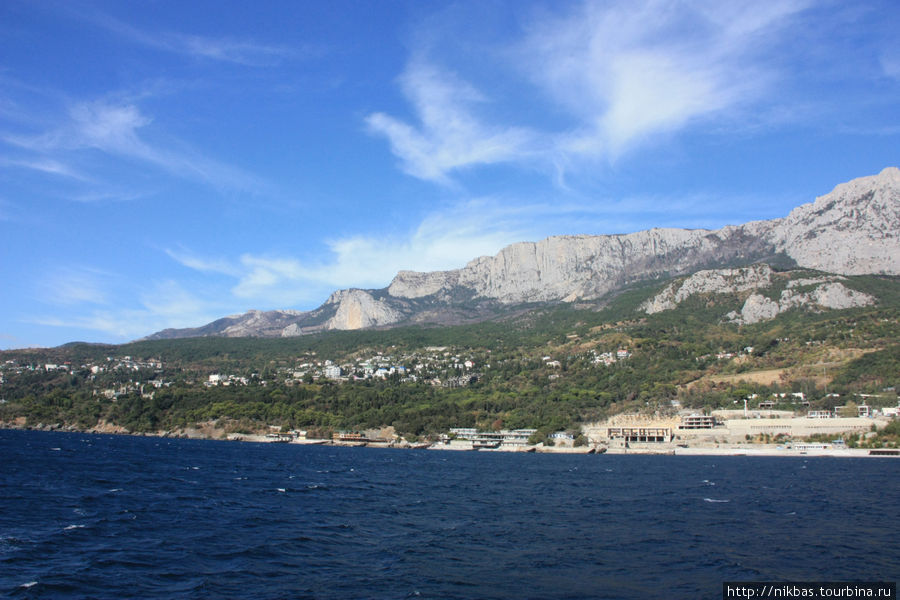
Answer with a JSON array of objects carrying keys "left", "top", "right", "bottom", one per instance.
[{"left": 2, "top": 272, "right": 898, "bottom": 441}]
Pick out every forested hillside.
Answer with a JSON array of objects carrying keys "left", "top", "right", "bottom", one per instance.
[{"left": 2, "top": 273, "right": 898, "bottom": 441}]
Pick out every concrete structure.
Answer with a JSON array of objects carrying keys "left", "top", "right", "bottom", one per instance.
[
  {"left": 607, "top": 427, "right": 672, "bottom": 443},
  {"left": 807, "top": 410, "right": 833, "bottom": 419},
  {"left": 333, "top": 431, "right": 367, "bottom": 443},
  {"left": 679, "top": 414, "right": 718, "bottom": 429},
  {"left": 446, "top": 428, "right": 537, "bottom": 449},
  {"left": 722, "top": 416, "right": 881, "bottom": 439}
]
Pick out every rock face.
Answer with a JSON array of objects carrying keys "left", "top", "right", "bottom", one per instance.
[
  {"left": 641, "top": 265, "right": 774, "bottom": 314},
  {"left": 144, "top": 168, "right": 899, "bottom": 340},
  {"left": 390, "top": 228, "right": 769, "bottom": 304},
  {"left": 639, "top": 263, "right": 876, "bottom": 325},
  {"left": 321, "top": 290, "right": 403, "bottom": 331},
  {"left": 147, "top": 309, "right": 309, "bottom": 339},
  {"left": 726, "top": 282, "right": 875, "bottom": 325},
  {"left": 766, "top": 167, "right": 900, "bottom": 275},
  {"left": 389, "top": 167, "right": 900, "bottom": 305}
]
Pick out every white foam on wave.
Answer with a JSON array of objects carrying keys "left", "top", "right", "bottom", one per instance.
[
  {"left": 20, "top": 582, "right": 38, "bottom": 589},
  {"left": 64, "top": 524, "right": 86, "bottom": 530},
  {"left": 703, "top": 498, "right": 730, "bottom": 503}
]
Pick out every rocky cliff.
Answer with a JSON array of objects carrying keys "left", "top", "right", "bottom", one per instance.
[
  {"left": 641, "top": 264, "right": 776, "bottom": 314},
  {"left": 144, "top": 168, "right": 899, "bottom": 340},
  {"left": 639, "top": 264, "right": 876, "bottom": 325},
  {"left": 765, "top": 167, "right": 900, "bottom": 274},
  {"left": 389, "top": 167, "right": 899, "bottom": 305}
]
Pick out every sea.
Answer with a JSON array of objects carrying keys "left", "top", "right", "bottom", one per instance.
[{"left": 1, "top": 430, "right": 897, "bottom": 599}]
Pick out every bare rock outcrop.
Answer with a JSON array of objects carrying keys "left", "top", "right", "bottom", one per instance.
[
  {"left": 767, "top": 167, "right": 900, "bottom": 275},
  {"left": 642, "top": 264, "right": 875, "bottom": 325},
  {"left": 726, "top": 282, "right": 875, "bottom": 325},
  {"left": 321, "top": 289, "right": 403, "bottom": 331},
  {"left": 641, "top": 264, "right": 774, "bottom": 314}
]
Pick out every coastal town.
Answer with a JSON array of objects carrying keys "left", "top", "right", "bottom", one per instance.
[
  {"left": 225, "top": 401, "right": 900, "bottom": 458},
  {"left": 0, "top": 344, "right": 631, "bottom": 400},
  {"left": 2, "top": 339, "right": 898, "bottom": 457}
]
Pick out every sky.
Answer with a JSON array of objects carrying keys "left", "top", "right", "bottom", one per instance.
[{"left": 1, "top": 0, "right": 898, "bottom": 349}]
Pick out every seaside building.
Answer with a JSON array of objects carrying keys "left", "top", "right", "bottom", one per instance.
[
  {"left": 678, "top": 414, "right": 718, "bottom": 429},
  {"left": 332, "top": 431, "right": 367, "bottom": 443},
  {"left": 807, "top": 410, "right": 833, "bottom": 419},
  {"left": 606, "top": 427, "right": 672, "bottom": 444},
  {"left": 721, "top": 417, "right": 878, "bottom": 439},
  {"left": 446, "top": 428, "right": 537, "bottom": 449}
]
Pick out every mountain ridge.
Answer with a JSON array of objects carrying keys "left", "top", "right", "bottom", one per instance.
[{"left": 144, "top": 167, "right": 900, "bottom": 340}]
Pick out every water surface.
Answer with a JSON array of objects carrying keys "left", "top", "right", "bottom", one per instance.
[{"left": 1, "top": 430, "right": 897, "bottom": 599}]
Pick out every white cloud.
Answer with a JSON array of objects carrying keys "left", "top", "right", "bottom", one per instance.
[
  {"left": 370, "top": 0, "right": 811, "bottom": 181},
  {"left": 173, "top": 34, "right": 294, "bottom": 66},
  {"left": 522, "top": 0, "right": 808, "bottom": 159},
  {"left": 882, "top": 53, "right": 900, "bottom": 80},
  {"left": 37, "top": 267, "right": 113, "bottom": 307},
  {"left": 5, "top": 99, "right": 268, "bottom": 194},
  {"left": 165, "top": 247, "right": 242, "bottom": 277},
  {"left": 86, "top": 10, "right": 295, "bottom": 67},
  {"left": 0, "top": 157, "right": 88, "bottom": 180},
  {"left": 31, "top": 280, "right": 226, "bottom": 340},
  {"left": 365, "top": 59, "right": 538, "bottom": 184},
  {"left": 167, "top": 199, "right": 536, "bottom": 306}
]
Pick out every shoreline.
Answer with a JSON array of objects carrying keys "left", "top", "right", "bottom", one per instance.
[{"left": 3, "top": 424, "right": 899, "bottom": 457}]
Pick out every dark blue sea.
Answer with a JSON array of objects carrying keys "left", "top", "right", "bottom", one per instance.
[{"left": 1, "top": 430, "right": 897, "bottom": 599}]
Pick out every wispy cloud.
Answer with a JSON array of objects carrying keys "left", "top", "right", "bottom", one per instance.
[
  {"left": 882, "top": 53, "right": 900, "bottom": 80},
  {"left": 36, "top": 266, "right": 113, "bottom": 307},
  {"left": 167, "top": 198, "right": 535, "bottom": 305},
  {"left": 524, "top": 0, "right": 809, "bottom": 159},
  {"left": 0, "top": 157, "right": 89, "bottom": 181},
  {"left": 366, "top": 59, "right": 538, "bottom": 185},
  {"left": 369, "top": 0, "right": 812, "bottom": 183},
  {"left": 85, "top": 10, "right": 296, "bottom": 67},
  {"left": 4, "top": 99, "right": 269, "bottom": 194},
  {"left": 31, "top": 280, "right": 226, "bottom": 340},
  {"left": 165, "top": 247, "right": 243, "bottom": 277}
]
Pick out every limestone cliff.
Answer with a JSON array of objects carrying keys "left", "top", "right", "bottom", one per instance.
[
  {"left": 767, "top": 167, "right": 900, "bottom": 275},
  {"left": 641, "top": 265, "right": 775, "bottom": 314},
  {"left": 389, "top": 168, "right": 899, "bottom": 306},
  {"left": 144, "top": 168, "right": 898, "bottom": 340},
  {"left": 321, "top": 289, "right": 403, "bottom": 331},
  {"left": 639, "top": 263, "right": 876, "bottom": 325},
  {"left": 391, "top": 227, "right": 769, "bottom": 304},
  {"left": 726, "top": 282, "right": 875, "bottom": 325}
]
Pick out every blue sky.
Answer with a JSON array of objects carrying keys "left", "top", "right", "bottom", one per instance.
[{"left": 1, "top": 0, "right": 898, "bottom": 348}]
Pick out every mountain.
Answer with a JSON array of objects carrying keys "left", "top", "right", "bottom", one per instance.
[{"left": 145, "top": 167, "right": 900, "bottom": 340}]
